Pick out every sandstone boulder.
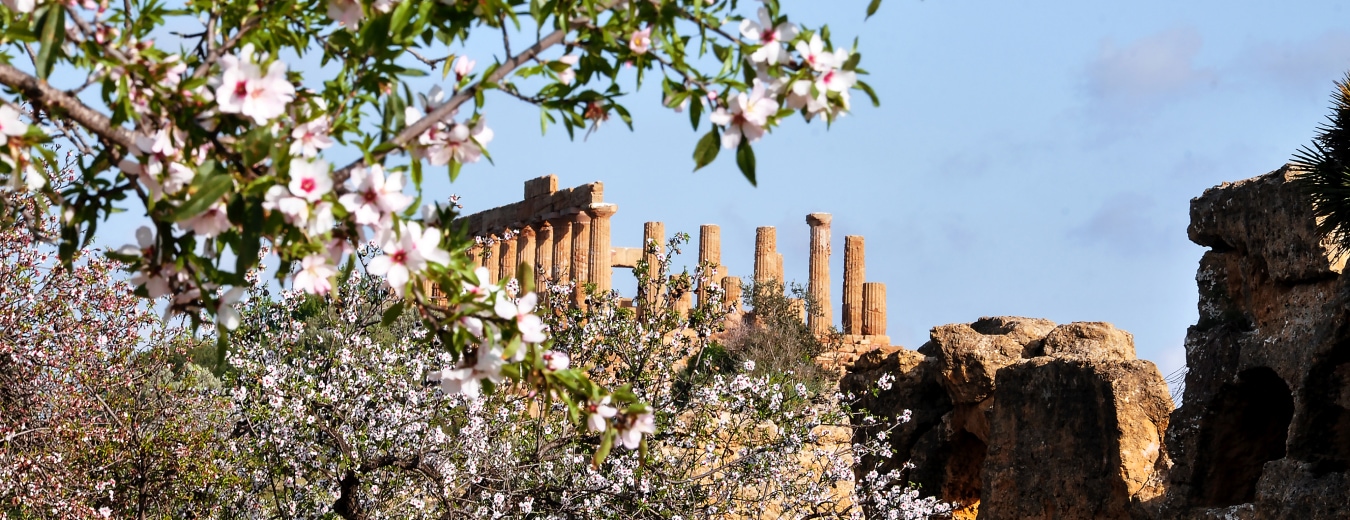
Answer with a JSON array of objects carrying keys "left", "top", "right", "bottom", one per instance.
[
  {"left": 1162, "top": 165, "right": 1350, "bottom": 519},
  {"left": 1041, "top": 321, "right": 1136, "bottom": 362}
]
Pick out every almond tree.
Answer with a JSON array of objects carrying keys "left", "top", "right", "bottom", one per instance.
[{"left": 0, "top": 0, "right": 880, "bottom": 460}]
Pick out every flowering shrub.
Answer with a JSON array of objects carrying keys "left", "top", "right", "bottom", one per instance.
[
  {"left": 0, "top": 0, "right": 882, "bottom": 425},
  {"left": 0, "top": 187, "right": 239, "bottom": 519},
  {"left": 217, "top": 233, "right": 953, "bottom": 518}
]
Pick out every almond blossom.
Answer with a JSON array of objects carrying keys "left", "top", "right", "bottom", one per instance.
[
  {"left": 337, "top": 164, "right": 411, "bottom": 227},
  {"left": 1, "top": 0, "right": 35, "bottom": 13},
  {"left": 427, "top": 118, "right": 493, "bottom": 166},
  {"left": 618, "top": 412, "right": 656, "bottom": 449},
  {"left": 181, "top": 200, "right": 231, "bottom": 237},
  {"left": 709, "top": 80, "right": 778, "bottom": 149},
  {"left": 629, "top": 27, "right": 653, "bottom": 55},
  {"left": 452, "top": 55, "right": 475, "bottom": 81},
  {"left": 739, "top": 7, "right": 797, "bottom": 65},
  {"left": 493, "top": 292, "right": 546, "bottom": 344},
  {"left": 557, "top": 55, "right": 579, "bottom": 85},
  {"left": 293, "top": 253, "right": 337, "bottom": 295},
  {"left": 367, "top": 221, "right": 450, "bottom": 295},
  {"left": 327, "top": 0, "right": 363, "bottom": 28},
  {"left": 215, "top": 45, "right": 295, "bottom": 124},
  {"left": 543, "top": 350, "right": 570, "bottom": 371},
  {"left": 585, "top": 396, "right": 618, "bottom": 433},
  {"left": 0, "top": 104, "right": 27, "bottom": 144},
  {"left": 428, "top": 340, "right": 505, "bottom": 399},
  {"left": 262, "top": 185, "right": 310, "bottom": 226},
  {"left": 118, "top": 129, "right": 195, "bottom": 200},
  {"left": 289, "top": 116, "right": 334, "bottom": 157},
  {"left": 118, "top": 226, "right": 171, "bottom": 298},
  {"left": 287, "top": 158, "right": 332, "bottom": 203},
  {"left": 794, "top": 33, "right": 835, "bottom": 72},
  {"left": 462, "top": 266, "right": 494, "bottom": 302},
  {"left": 216, "top": 286, "right": 245, "bottom": 330}
]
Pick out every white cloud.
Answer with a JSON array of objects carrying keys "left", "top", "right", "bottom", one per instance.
[{"left": 1084, "top": 27, "right": 1218, "bottom": 110}]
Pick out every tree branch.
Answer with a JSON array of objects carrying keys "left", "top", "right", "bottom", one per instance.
[{"left": 0, "top": 63, "right": 136, "bottom": 151}]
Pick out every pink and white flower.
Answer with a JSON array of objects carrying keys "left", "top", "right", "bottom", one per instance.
[
  {"left": 618, "top": 412, "right": 656, "bottom": 450},
  {"left": 118, "top": 226, "right": 171, "bottom": 298},
  {"left": 586, "top": 396, "right": 618, "bottom": 433},
  {"left": 182, "top": 200, "right": 231, "bottom": 237},
  {"left": 794, "top": 33, "right": 835, "bottom": 72},
  {"left": 708, "top": 80, "right": 778, "bottom": 149},
  {"left": 543, "top": 350, "right": 570, "bottom": 371},
  {"left": 462, "top": 266, "right": 494, "bottom": 302},
  {"left": 428, "top": 340, "right": 505, "bottom": 399},
  {"left": 262, "top": 185, "right": 310, "bottom": 226},
  {"left": 494, "top": 292, "right": 546, "bottom": 344},
  {"left": 293, "top": 253, "right": 337, "bottom": 295},
  {"left": 327, "top": 0, "right": 363, "bottom": 28},
  {"left": 739, "top": 7, "right": 798, "bottom": 65},
  {"left": 452, "top": 55, "right": 476, "bottom": 81},
  {"left": 288, "top": 158, "right": 332, "bottom": 203},
  {"left": 119, "top": 129, "right": 195, "bottom": 199},
  {"left": 337, "top": 164, "right": 411, "bottom": 227},
  {"left": 367, "top": 221, "right": 450, "bottom": 295},
  {"left": 0, "top": 105, "right": 27, "bottom": 145},
  {"left": 557, "top": 55, "right": 579, "bottom": 85},
  {"left": 217, "top": 287, "right": 245, "bottom": 330},
  {"left": 215, "top": 45, "right": 295, "bottom": 124},
  {"left": 290, "top": 117, "right": 335, "bottom": 157},
  {"left": 629, "top": 27, "right": 653, "bottom": 55}
]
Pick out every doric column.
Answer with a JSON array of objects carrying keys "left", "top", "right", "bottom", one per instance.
[
  {"left": 675, "top": 290, "right": 692, "bottom": 319},
  {"left": 487, "top": 235, "right": 500, "bottom": 283},
  {"left": 536, "top": 222, "right": 554, "bottom": 282},
  {"left": 551, "top": 217, "right": 572, "bottom": 283},
  {"left": 698, "top": 224, "right": 724, "bottom": 307},
  {"left": 498, "top": 234, "right": 517, "bottom": 284},
  {"left": 517, "top": 226, "right": 536, "bottom": 285},
  {"left": 754, "top": 226, "right": 777, "bottom": 287},
  {"left": 806, "top": 213, "right": 832, "bottom": 333},
  {"left": 641, "top": 221, "right": 665, "bottom": 312},
  {"left": 789, "top": 297, "right": 806, "bottom": 325},
  {"left": 571, "top": 213, "right": 592, "bottom": 305},
  {"left": 773, "top": 253, "right": 784, "bottom": 287},
  {"left": 843, "top": 235, "right": 865, "bottom": 335},
  {"left": 587, "top": 204, "right": 618, "bottom": 294},
  {"left": 862, "top": 282, "right": 887, "bottom": 336},
  {"left": 721, "top": 276, "right": 742, "bottom": 311}
]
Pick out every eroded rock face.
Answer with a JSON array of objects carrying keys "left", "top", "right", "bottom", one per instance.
[
  {"left": 844, "top": 318, "right": 1172, "bottom": 519},
  {"left": 1162, "top": 165, "right": 1350, "bottom": 519}
]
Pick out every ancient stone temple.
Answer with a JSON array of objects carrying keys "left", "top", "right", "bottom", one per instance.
[{"left": 440, "top": 175, "right": 898, "bottom": 369}]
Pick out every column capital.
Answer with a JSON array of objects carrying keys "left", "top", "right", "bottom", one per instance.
[
  {"left": 806, "top": 212, "right": 832, "bottom": 226},
  {"left": 519, "top": 225, "right": 537, "bottom": 238},
  {"left": 586, "top": 202, "right": 619, "bottom": 219}
]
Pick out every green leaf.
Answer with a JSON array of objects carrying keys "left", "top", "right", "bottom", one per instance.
[
  {"left": 382, "top": 300, "right": 405, "bottom": 327},
  {"left": 692, "top": 128, "right": 720, "bottom": 171},
  {"left": 592, "top": 430, "right": 614, "bottom": 468},
  {"left": 856, "top": 80, "right": 881, "bottom": 107},
  {"left": 168, "top": 174, "right": 233, "bottom": 222},
  {"left": 866, "top": 0, "right": 883, "bottom": 19},
  {"left": 449, "top": 160, "right": 462, "bottom": 182},
  {"left": 34, "top": 6, "right": 64, "bottom": 79},
  {"left": 736, "top": 139, "right": 756, "bottom": 186}
]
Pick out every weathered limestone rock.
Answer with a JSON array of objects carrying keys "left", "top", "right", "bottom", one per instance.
[
  {"left": 982, "top": 357, "right": 1173, "bottom": 520},
  {"left": 1041, "top": 321, "right": 1137, "bottom": 362},
  {"left": 843, "top": 235, "right": 865, "bottom": 335},
  {"left": 1162, "top": 165, "right": 1350, "bottom": 520},
  {"left": 847, "top": 317, "right": 1173, "bottom": 520},
  {"left": 807, "top": 213, "right": 832, "bottom": 333}
]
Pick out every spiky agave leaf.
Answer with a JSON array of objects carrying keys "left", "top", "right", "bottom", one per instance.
[{"left": 1293, "top": 72, "right": 1350, "bottom": 255}]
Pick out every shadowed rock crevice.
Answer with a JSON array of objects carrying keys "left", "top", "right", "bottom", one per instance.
[
  {"left": 1188, "top": 367, "right": 1293, "bottom": 508},
  {"left": 1290, "top": 338, "right": 1350, "bottom": 475}
]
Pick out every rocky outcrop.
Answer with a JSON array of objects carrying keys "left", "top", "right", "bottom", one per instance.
[
  {"left": 1161, "top": 165, "right": 1350, "bottom": 519},
  {"left": 844, "top": 317, "right": 1173, "bottom": 519}
]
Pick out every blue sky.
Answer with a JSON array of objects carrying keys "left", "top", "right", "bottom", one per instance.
[
  {"left": 86, "top": 0, "right": 1350, "bottom": 378},
  {"left": 432, "top": 0, "right": 1350, "bottom": 378}
]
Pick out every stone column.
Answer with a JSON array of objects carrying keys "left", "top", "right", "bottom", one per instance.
[
  {"left": 862, "top": 282, "right": 887, "bottom": 336},
  {"left": 536, "top": 222, "right": 554, "bottom": 282},
  {"left": 517, "top": 226, "right": 536, "bottom": 285},
  {"left": 806, "top": 213, "right": 832, "bottom": 333},
  {"left": 552, "top": 217, "right": 572, "bottom": 283},
  {"left": 641, "top": 221, "right": 665, "bottom": 313},
  {"left": 675, "top": 291, "right": 692, "bottom": 319},
  {"left": 588, "top": 204, "right": 618, "bottom": 294},
  {"left": 754, "top": 226, "right": 777, "bottom": 287},
  {"left": 721, "top": 276, "right": 742, "bottom": 311},
  {"left": 698, "top": 224, "right": 724, "bottom": 307},
  {"left": 487, "top": 236, "right": 500, "bottom": 283},
  {"left": 843, "top": 235, "right": 865, "bottom": 335},
  {"left": 498, "top": 234, "right": 517, "bottom": 284},
  {"left": 774, "top": 253, "right": 784, "bottom": 287},
  {"left": 571, "top": 212, "right": 592, "bottom": 305}
]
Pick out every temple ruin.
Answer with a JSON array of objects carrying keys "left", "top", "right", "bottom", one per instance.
[{"left": 440, "top": 175, "right": 897, "bottom": 367}]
